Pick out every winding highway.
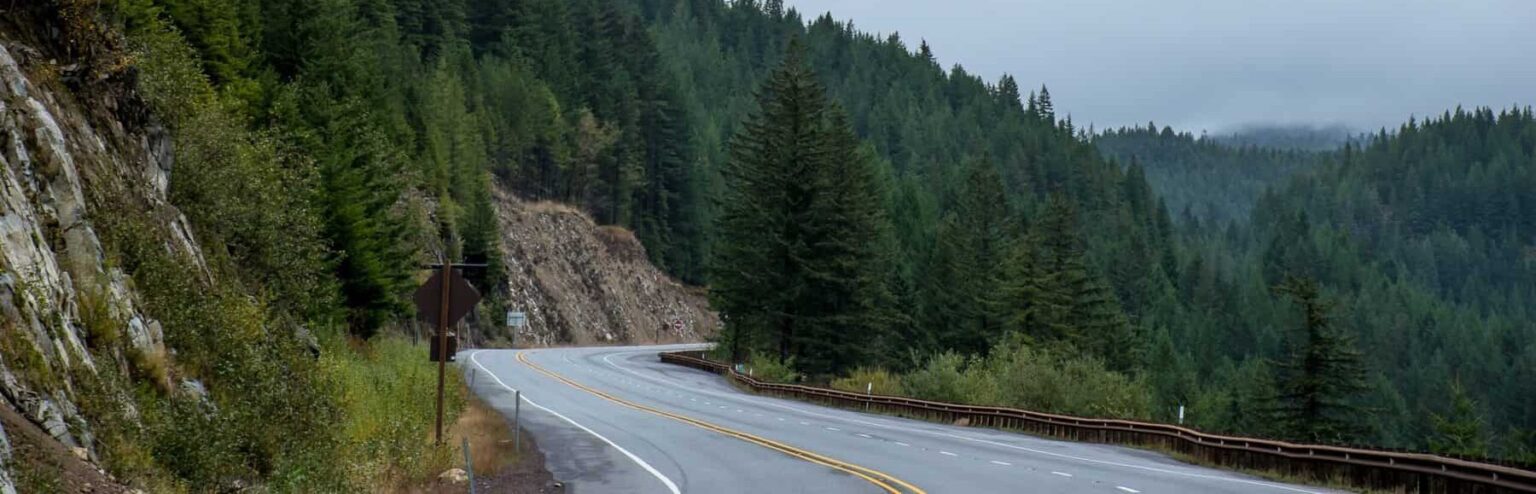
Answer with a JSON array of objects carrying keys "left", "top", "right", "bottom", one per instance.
[{"left": 465, "top": 345, "right": 1339, "bottom": 493}]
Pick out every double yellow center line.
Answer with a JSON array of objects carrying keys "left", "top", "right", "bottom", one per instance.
[{"left": 516, "top": 351, "right": 926, "bottom": 494}]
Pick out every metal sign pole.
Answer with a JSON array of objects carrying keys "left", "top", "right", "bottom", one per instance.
[
  {"left": 436, "top": 262, "right": 451, "bottom": 445},
  {"left": 413, "top": 261, "right": 484, "bottom": 446}
]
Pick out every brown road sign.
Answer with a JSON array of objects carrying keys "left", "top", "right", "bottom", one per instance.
[{"left": 413, "top": 268, "right": 481, "bottom": 326}]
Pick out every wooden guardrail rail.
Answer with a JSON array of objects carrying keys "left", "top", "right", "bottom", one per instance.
[{"left": 660, "top": 350, "right": 1536, "bottom": 493}]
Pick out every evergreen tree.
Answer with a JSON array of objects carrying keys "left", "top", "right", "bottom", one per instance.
[
  {"left": 1272, "top": 275, "right": 1370, "bottom": 443},
  {"left": 710, "top": 42, "right": 889, "bottom": 375},
  {"left": 1035, "top": 85, "right": 1055, "bottom": 122},
  {"left": 996, "top": 75, "right": 1021, "bottom": 112},
  {"left": 796, "top": 110, "right": 892, "bottom": 375},
  {"left": 710, "top": 41, "right": 829, "bottom": 363},
  {"left": 1429, "top": 382, "right": 1489, "bottom": 457},
  {"left": 939, "top": 157, "right": 1012, "bottom": 355}
]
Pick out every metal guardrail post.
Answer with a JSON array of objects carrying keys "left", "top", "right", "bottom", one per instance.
[{"left": 463, "top": 437, "right": 476, "bottom": 494}]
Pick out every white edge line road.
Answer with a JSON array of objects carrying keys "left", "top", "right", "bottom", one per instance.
[
  {"left": 467, "top": 350, "right": 683, "bottom": 494},
  {"left": 600, "top": 348, "right": 1327, "bottom": 494}
]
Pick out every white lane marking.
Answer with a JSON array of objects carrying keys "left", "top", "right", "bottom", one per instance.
[
  {"left": 468, "top": 351, "right": 681, "bottom": 494},
  {"left": 777, "top": 417, "right": 785, "bottom": 421},
  {"left": 894, "top": 442, "right": 910, "bottom": 447},
  {"left": 856, "top": 433, "right": 872, "bottom": 439},
  {"left": 602, "top": 349, "right": 1322, "bottom": 494},
  {"left": 736, "top": 409, "right": 744, "bottom": 413},
  {"left": 1051, "top": 471, "right": 1073, "bottom": 478},
  {"left": 825, "top": 427, "right": 841, "bottom": 431},
  {"left": 1117, "top": 487, "right": 1140, "bottom": 493},
  {"left": 800, "top": 421, "right": 810, "bottom": 425},
  {"left": 990, "top": 460, "right": 1012, "bottom": 466},
  {"left": 939, "top": 451, "right": 958, "bottom": 457}
]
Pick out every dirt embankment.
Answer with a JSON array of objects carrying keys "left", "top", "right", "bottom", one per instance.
[{"left": 493, "top": 186, "right": 717, "bottom": 347}]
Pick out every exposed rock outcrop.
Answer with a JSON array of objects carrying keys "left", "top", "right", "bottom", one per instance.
[
  {"left": 0, "top": 11, "right": 178, "bottom": 489},
  {"left": 494, "top": 187, "right": 718, "bottom": 346}
]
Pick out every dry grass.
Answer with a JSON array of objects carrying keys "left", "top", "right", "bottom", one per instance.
[
  {"left": 450, "top": 393, "right": 522, "bottom": 474},
  {"left": 523, "top": 200, "right": 586, "bottom": 217},
  {"left": 126, "top": 346, "right": 173, "bottom": 394},
  {"left": 596, "top": 225, "right": 647, "bottom": 261},
  {"left": 382, "top": 392, "right": 521, "bottom": 494}
]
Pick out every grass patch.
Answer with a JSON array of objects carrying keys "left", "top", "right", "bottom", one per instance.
[
  {"left": 125, "top": 346, "right": 172, "bottom": 394},
  {"left": 326, "top": 335, "right": 466, "bottom": 489},
  {"left": 449, "top": 393, "right": 520, "bottom": 476},
  {"left": 75, "top": 285, "right": 119, "bottom": 351},
  {"left": 0, "top": 319, "right": 58, "bottom": 392}
]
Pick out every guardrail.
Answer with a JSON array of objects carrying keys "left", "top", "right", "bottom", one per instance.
[{"left": 659, "top": 350, "right": 1536, "bottom": 493}]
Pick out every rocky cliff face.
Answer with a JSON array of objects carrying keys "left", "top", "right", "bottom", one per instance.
[
  {"left": 495, "top": 187, "right": 718, "bottom": 347},
  {"left": 0, "top": 5, "right": 716, "bottom": 488},
  {"left": 0, "top": 9, "right": 183, "bottom": 492}
]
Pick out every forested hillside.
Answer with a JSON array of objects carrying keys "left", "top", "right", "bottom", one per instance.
[
  {"left": 1091, "top": 110, "right": 1536, "bottom": 458},
  {"left": 630, "top": 0, "right": 1535, "bottom": 461},
  {"left": 1213, "top": 124, "right": 1359, "bottom": 151},
  {"left": 1246, "top": 109, "right": 1536, "bottom": 453},
  {"left": 638, "top": 0, "right": 1174, "bottom": 368},
  {"left": 1095, "top": 125, "right": 1329, "bottom": 225}
]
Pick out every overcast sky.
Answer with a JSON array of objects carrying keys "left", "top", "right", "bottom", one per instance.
[{"left": 784, "top": 0, "right": 1536, "bottom": 133}]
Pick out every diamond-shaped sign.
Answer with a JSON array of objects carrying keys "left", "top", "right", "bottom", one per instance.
[{"left": 413, "top": 268, "right": 481, "bottom": 326}]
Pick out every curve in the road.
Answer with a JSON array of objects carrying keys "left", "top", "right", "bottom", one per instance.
[
  {"left": 514, "top": 350, "right": 925, "bottom": 494},
  {"left": 470, "top": 345, "right": 1339, "bottom": 494},
  {"left": 597, "top": 349, "right": 1325, "bottom": 494},
  {"left": 467, "top": 350, "right": 683, "bottom": 494}
]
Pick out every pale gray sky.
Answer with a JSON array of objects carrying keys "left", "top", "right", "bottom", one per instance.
[{"left": 785, "top": 0, "right": 1536, "bottom": 133}]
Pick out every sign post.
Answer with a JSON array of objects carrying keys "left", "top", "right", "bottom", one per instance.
[
  {"left": 436, "top": 264, "right": 451, "bottom": 446},
  {"left": 506, "top": 310, "right": 526, "bottom": 347},
  {"left": 414, "top": 262, "right": 484, "bottom": 444}
]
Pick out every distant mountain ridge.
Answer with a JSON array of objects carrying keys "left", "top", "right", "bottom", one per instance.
[
  {"left": 1094, "top": 125, "right": 1330, "bottom": 225},
  {"left": 1212, "top": 123, "right": 1362, "bottom": 151}
]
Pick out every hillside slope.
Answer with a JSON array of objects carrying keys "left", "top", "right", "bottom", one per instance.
[
  {"left": 0, "top": 3, "right": 715, "bottom": 490},
  {"left": 0, "top": 7, "right": 182, "bottom": 491},
  {"left": 493, "top": 187, "right": 716, "bottom": 347}
]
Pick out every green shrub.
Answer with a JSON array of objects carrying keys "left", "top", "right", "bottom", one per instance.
[
  {"left": 893, "top": 343, "right": 1150, "bottom": 420},
  {"left": 745, "top": 352, "right": 801, "bottom": 383},
  {"left": 831, "top": 367, "right": 904, "bottom": 396},
  {"left": 901, "top": 352, "right": 994, "bottom": 404},
  {"left": 984, "top": 343, "right": 1152, "bottom": 419}
]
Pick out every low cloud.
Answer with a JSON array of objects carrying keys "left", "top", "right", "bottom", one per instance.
[{"left": 788, "top": 0, "right": 1535, "bottom": 132}]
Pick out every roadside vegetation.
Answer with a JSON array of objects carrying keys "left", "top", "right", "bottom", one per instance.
[
  {"left": 745, "top": 336, "right": 1152, "bottom": 421},
  {"left": 36, "top": 0, "right": 473, "bottom": 491}
]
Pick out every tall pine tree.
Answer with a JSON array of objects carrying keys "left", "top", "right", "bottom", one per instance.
[
  {"left": 710, "top": 41, "right": 887, "bottom": 375},
  {"left": 1273, "top": 275, "right": 1370, "bottom": 443}
]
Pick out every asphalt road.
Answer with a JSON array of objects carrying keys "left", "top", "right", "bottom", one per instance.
[{"left": 465, "top": 345, "right": 1340, "bottom": 494}]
